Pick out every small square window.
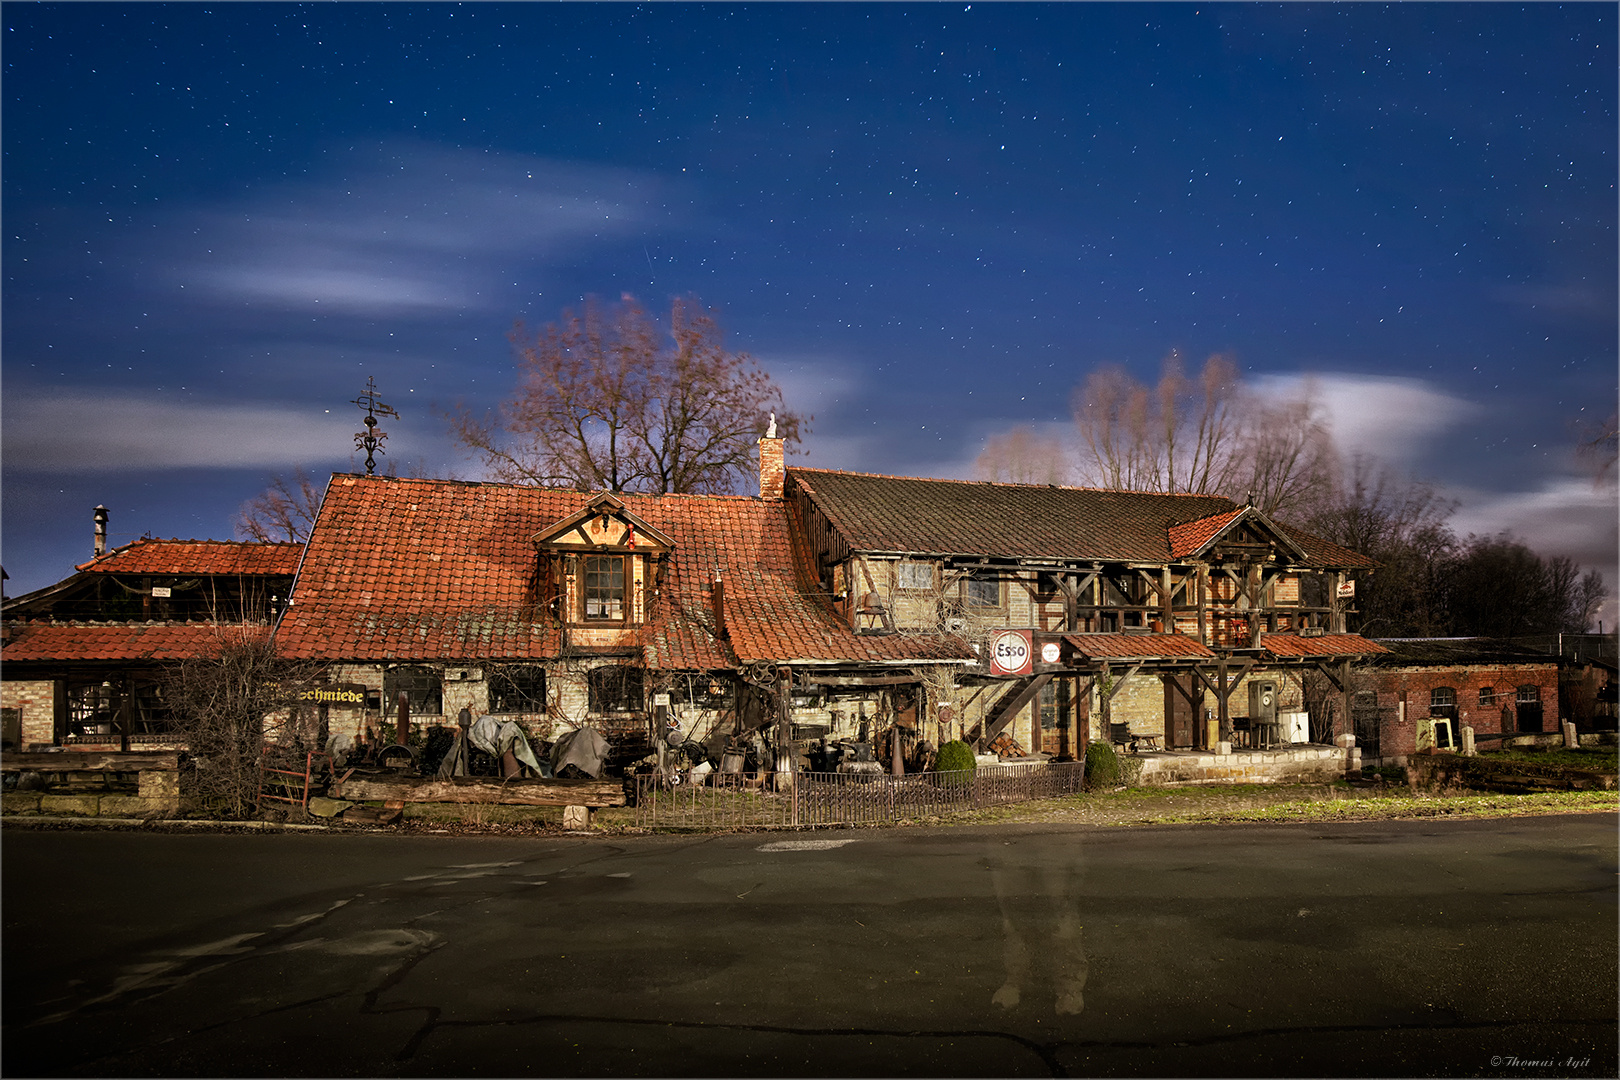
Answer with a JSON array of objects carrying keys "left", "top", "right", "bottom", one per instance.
[
  {"left": 895, "top": 561, "right": 934, "bottom": 591},
  {"left": 385, "top": 665, "right": 443, "bottom": 716},
  {"left": 966, "top": 572, "right": 1001, "bottom": 609},
  {"left": 588, "top": 666, "right": 644, "bottom": 714},
  {"left": 488, "top": 666, "right": 547, "bottom": 714}
]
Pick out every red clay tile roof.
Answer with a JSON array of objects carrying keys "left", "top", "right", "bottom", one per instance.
[
  {"left": 2, "top": 621, "right": 270, "bottom": 662},
  {"left": 1063, "top": 633, "right": 1217, "bottom": 662},
  {"left": 1260, "top": 632, "right": 1389, "bottom": 658},
  {"left": 77, "top": 539, "right": 303, "bottom": 577},
  {"left": 1166, "top": 509, "right": 1246, "bottom": 559},
  {"left": 277, "top": 474, "right": 970, "bottom": 668},
  {"left": 789, "top": 469, "right": 1372, "bottom": 567}
]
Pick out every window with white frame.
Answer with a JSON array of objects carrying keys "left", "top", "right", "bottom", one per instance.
[
  {"left": 895, "top": 561, "right": 934, "bottom": 591},
  {"left": 582, "top": 555, "right": 626, "bottom": 621}
]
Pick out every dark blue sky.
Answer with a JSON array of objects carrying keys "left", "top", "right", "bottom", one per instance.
[{"left": 4, "top": 3, "right": 1616, "bottom": 616}]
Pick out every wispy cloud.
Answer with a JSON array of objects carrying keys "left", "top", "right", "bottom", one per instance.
[
  {"left": 1254, "top": 372, "right": 1483, "bottom": 468},
  {"left": 2, "top": 389, "right": 456, "bottom": 473},
  {"left": 168, "top": 141, "right": 661, "bottom": 318}
]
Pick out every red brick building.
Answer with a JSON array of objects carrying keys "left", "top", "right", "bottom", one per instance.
[{"left": 1352, "top": 638, "right": 1563, "bottom": 763}]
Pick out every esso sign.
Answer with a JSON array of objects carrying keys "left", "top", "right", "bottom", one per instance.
[{"left": 989, "top": 630, "right": 1033, "bottom": 676}]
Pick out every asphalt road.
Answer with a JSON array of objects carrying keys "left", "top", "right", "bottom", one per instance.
[{"left": 4, "top": 815, "right": 1616, "bottom": 1078}]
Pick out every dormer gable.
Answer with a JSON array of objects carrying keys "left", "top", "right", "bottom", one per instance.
[
  {"left": 1168, "top": 506, "right": 1310, "bottom": 564},
  {"left": 529, "top": 492, "right": 674, "bottom": 555}
]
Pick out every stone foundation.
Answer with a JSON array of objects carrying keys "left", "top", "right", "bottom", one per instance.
[{"left": 1133, "top": 744, "right": 1345, "bottom": 786}]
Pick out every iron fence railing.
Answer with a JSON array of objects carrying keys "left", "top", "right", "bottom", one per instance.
[{"left": 632, "top": 760, "right": 1085, "bottom": 831}]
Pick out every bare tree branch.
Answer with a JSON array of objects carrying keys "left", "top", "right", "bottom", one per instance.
[
  {"left": 234, "top": 468, "right": 324, "bottom": 543},
  {"left": 449, "top": 295, "right": 807, "bottom": 493}
]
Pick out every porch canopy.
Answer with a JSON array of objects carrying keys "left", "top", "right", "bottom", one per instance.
[{"left": 1043, "top": 630, "right": 1390, "bottom": 748}]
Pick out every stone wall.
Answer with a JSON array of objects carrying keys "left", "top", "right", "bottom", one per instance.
[{"left": 1135, "top": 745, "right": 1345, "bottom": 786}]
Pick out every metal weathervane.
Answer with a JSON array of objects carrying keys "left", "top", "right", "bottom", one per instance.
[{"left": 351, "top": 377, "right": 400, "bottom": 476}]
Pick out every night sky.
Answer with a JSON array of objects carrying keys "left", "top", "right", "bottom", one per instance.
[{"left": 4, "top": 3, "right": 1616, "bottom": 621}]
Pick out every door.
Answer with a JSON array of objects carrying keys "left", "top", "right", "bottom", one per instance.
[
  {"left": 1351, "top": 691, "right": 1381, "bottom": 760},
  {"left": 1164, "top": 674, "right": 1199, "bottom": 749},
  {"left": 1514, "top": 685, "right": 1544, "bottom": 732}
]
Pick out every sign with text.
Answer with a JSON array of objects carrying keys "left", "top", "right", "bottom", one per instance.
[
  {"left": 989, "top": 629, "right": 1034, "bottom": 677},
  {"left": 298, "top": 683, "right": 368, "bottom": 709},
  {"left": 1336, "top": 579, "right": 1356, "bottom": 599}
]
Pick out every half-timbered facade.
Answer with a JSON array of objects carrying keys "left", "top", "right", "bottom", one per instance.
[
  {"left": 786, "top": 467, "right": 1385, "bottom": 757},
  {"left": 5, "top": 437, "right": 1385, "bottom": 779}
]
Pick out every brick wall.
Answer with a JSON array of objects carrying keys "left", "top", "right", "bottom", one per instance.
[
  {"left": 759, "top": 437, "right": 785, "bottom": 500},
  {"left": 2, "top": 680, "right": 57, "bottom": 747},
  {"left": 1360, "top": 663, "right": 1560, "bottom": 760}
]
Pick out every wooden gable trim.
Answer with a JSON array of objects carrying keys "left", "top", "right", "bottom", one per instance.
[{"left": 530, "top": 492, "right": 675, "bottom": 553}]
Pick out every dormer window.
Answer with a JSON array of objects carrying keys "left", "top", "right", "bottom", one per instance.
[
  {"left": 530, "top": 493, "right": 675, "bottom": 630},
  {"left": 583, "top": 555, "right": 626, "bottom": 621}
]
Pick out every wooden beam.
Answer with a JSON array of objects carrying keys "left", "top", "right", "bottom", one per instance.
[
  {"left": 1104, "top": 662, "right": 1143, "bottom": 702},
  {"left": 340, "top": 775, "right": 627, "bottom": 807},
  {"left": 979, "top": 672, "right": 1053, "bottom": 746},
  {"left": 1, "top": 750, "right": 181, "bottom": 772},
  {"left": 799, "top": 673, "right": 921, "bottom": 687}
]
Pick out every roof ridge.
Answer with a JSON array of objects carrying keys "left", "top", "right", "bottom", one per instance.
[
  {"left": 787, "top": 466, "right": 1242, "bottom": 499},
  {"left": 330, "top": 473, "right": 762, "bottom": 502}
]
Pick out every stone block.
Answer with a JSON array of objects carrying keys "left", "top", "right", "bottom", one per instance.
[
  {"left": 99, "top": 795, "right": 167, "bottom": 818},
  {"left": 307, "top": 796, "right": 353, "bottom": 819},
  {"left": 40, "top": 793, "right": 101, "bottom": 817},
  {"left": 563, "top": 804, "right": 593, "bottom": 830},
  {"left": 139, "top": 771, "right": 180, "bottom": 799},
  {"left": 2, "top": 791, "right": 42, "bottom": 814}
]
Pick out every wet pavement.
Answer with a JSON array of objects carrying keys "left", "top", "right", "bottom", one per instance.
[{"left": 4, "top": 814, "right": 1616, "bottom": 1077}]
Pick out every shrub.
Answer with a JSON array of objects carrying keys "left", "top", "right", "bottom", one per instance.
[
  {"left": 934, "top": 740, "right": 977, "bottom": 776},
  {"left": 1085, "top": 740, "right": 1121, "bottom": 790}
]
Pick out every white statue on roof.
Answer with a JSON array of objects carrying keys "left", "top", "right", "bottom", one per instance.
[{"left": 766, "top": 412, "right": 777, "bottom": 439}]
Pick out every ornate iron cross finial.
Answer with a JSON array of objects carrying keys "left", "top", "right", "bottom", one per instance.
[{"left": 351, "top": 377, "right": 400, "bottom": 476}]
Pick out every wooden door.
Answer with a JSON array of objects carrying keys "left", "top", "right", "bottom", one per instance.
[{"left": 1164, "top": 674, "right": 1199, "bottom": 748}]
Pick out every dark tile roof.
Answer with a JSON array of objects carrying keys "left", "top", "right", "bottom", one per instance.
[
  {"left": 2, "top": 622, "right": 269, "bottom": 662},
  {"left": 1363, "top": 637, "right": 1561, "bottom": 668},
  {"left": 77, "top": 539, "right": 303, "bottom": 577},
  {"left": 276, "top": 474, "right": 972, "bottom": 668},
  {"left": 789, "top": 468, "right": 1374, "bottom": 567}
]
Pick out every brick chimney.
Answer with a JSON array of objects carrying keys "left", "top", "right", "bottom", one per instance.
[
  {"left": 93, "top": 505, "right": 109, "bottom": 557},
  {"left": 710, "top": 567, "right": 727, "bottom": 638},
  {"left": 758, "top": 434, "right": 785, "bottom": 500}
]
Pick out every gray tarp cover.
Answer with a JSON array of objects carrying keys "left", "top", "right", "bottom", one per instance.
[
  {"left": 550, "top": 726, "right": 609, "bottom": 778},
  {"left": 469, "top": 715, "right": 546, "bottom": 775},
  {"left": 436, "top": 716, "right": 545, "bottom": 778}
]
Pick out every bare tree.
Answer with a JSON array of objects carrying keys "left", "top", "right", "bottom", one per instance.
[
  {"left": 1071, "top": 352, "right": 1244, "bottom": 496},
  {"left": 163, "top": 628, "right": 319, "bottom": 818},
  {"left": 1576, "top": 411, "right": 1618, "bottom": 485},
  {"left": 1302, "top": 454, "right": 1457, "bottom": 637},
  {"left": 234, "top": 468, "right": 324, "bottom": 543},
  {"left": 1231, "top": 383, "right": 1338, "bottom": 519},
  {"left": 973, "top": 425, "right": 1070, "bottom": 485},
  {"left": 449, "top": 295, "right": 807, "bottom": 494}
]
